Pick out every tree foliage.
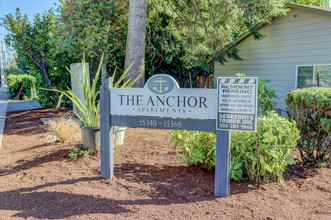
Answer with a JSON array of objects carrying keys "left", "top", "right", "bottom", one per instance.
[
  {"left": 144, "top": 0, "right": 287, "bottom": 87},
  {"left": 2, "top": 8, "right": 72, "bottom": 107},
  {"left": 3, "top": 9, "right": 55, "bottom": 86},
  {"left": 4, "top": 0, "right": 328, "bottom": 108},
  {"left": 56, "top": 0, "right": 129, "bottom": 73},
  {"left": 145, "top": 0, "right": 329, "bottom": 86},
  {"left": 147, "top": 0, "right": 286, "bottom": 67}
]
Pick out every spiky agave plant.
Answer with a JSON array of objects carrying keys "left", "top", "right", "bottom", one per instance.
[{"left": 43, "top": 53, "right": 140, "bottom": 127}]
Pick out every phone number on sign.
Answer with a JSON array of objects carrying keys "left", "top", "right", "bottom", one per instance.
[
  {"left": 139, "top": 118, "right": 182, "bottom": 129},
  {"left": 218, "top": 123, "right": 253, "bottom": 130}
]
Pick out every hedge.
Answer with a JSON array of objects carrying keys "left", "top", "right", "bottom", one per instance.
[
  {"left": 285, "top": 87, "right": 331, "bottom": 165},
  {"left": 7, "top": 74, "right": 36, "bottom": 100}
]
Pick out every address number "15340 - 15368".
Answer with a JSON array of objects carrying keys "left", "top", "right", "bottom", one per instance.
[{"left": 139, "top": 118, "right": 182, "bottom": 129}]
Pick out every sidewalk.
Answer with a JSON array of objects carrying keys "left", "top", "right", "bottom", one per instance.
[
  {"left": 0, "top": 85, "right": 42, "bottom": 149},
  {"left": 0, "top": 85, "right": 9, "bottom": 150}
]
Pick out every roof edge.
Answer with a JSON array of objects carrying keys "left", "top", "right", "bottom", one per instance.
[
  {"left": 233, "top": 3, "right": 331, "bottom": 46},
  {"left": 286, "top": 3, "right": 331, "bottom": 16}
]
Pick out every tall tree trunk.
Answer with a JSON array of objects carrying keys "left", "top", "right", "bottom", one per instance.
[{"left": 124, "top": 0, "right": 147, "bottom": 88}]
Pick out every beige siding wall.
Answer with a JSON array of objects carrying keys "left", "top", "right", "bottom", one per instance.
[{"left": 214, "top": 8, "right": 331, "bottom": 111}]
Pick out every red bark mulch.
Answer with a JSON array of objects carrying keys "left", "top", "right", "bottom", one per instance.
[{"left": 0, "top": 108, "right": 330, "bottom": 219}]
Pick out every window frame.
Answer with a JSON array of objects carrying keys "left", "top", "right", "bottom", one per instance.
[{"left": 295, "top": 64, "right": 331, "bottom": 89}]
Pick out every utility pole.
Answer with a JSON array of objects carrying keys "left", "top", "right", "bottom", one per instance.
[
  {"left": 1, "top": 40, "right": 4, "bottom": 69},
  {"left": 1, "top": 40, "right": 5, "bottom": 87},
  {"left": 0, "top": 51, "right": 1, "bottom": 87},
  {"left": 0, "top": 18, "right": 3, "bottom": 86}
]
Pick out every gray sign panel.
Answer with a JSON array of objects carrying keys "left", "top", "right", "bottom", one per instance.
[
  {"left": 217, "top": 77, "right": 258, "bottom": 132},
  {"left": 111, "top": 115, "right": 217, "bottom": 132}
]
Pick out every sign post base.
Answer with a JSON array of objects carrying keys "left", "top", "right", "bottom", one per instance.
[{"left": 214, "top": 130, "right": 231, "bottom": 197}]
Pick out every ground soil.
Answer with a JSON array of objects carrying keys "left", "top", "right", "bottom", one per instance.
[{"left": 0, "top": 108, "right": 330, "bottom": 220}]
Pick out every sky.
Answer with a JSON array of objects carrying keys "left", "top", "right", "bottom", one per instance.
[{"left": 0, "top": 0, "right": 59, "bottom": 65}]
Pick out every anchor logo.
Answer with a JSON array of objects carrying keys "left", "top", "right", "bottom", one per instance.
[
  {"left": 153, "top": 77, "right": 169, "bottom": 94},
  {"left": 147, "top": 74, "right": 175, "bottom": 95}
]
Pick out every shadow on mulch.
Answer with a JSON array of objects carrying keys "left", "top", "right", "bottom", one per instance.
[
  {"left": 0, "top": 149, "right": 69, "bottom": 177},
  {"left": 0, "top": 147, "right": 322, "bottom": 219},
  {"left": 0, "top": 162, "right": 324, "bottom": 219},
  {"left": 0, "top": 160, "right": 270, "bottom": 219},
  {"left": 14, "top": 143, "right": 50, "bottom": 153},
  {"left": 0, "top": 163, "right": 217, "bottom": 219},
  {"left": 0, "top": 161, "right": 216, "bottom": 219},
  {"left": 114, "top": 162, "right": 262, "bottom": 197},
  {"left": 0, "top": 177, "right": 130, "bottom": 219},
  {"left": 283, "top": 164, "right": 319, "bottom": 180}
]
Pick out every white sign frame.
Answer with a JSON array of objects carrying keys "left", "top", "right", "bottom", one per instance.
[{"left": 110, "top": 74, "right": 217, "bottom": 120}]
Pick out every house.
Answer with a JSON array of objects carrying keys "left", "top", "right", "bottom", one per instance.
[{"left": 214, "top": 3, "right": 331, "bottom": 112}]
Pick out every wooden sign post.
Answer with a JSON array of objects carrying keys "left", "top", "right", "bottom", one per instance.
[{"left": 99, "top": 75, "right": 257, "bottom": 197}]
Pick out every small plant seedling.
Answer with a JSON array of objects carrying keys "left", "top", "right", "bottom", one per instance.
[{"left": 68, "top": 145, "right": 97, "bottom": 160}]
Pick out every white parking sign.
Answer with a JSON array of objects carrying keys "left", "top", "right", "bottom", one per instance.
[{"left": 217, "top": 77, "right": 258, "bottom": 132}]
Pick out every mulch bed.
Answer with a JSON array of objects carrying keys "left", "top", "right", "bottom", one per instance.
[{"left": 0, "top": 108, "right": 330, "bottom": 219}]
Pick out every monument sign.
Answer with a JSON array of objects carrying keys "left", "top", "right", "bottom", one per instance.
[{"left": 99, "top": 75, "right": 257, "bottom": 197}]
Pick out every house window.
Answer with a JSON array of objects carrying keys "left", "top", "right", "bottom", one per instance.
[{"left": 297, "top": 65, "right": 331, "bottom": 88}]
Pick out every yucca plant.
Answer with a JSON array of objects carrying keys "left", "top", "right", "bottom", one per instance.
[{"left": 43, "top": 54, "right": 140, "bottom": 127}]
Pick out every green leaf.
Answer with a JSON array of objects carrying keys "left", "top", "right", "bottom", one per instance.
[
  {"left": 262, "top": 131, "right": 274, "bottom": 143},
  {"left": 246, "top": 154, "right": 257, "bottom": 161},
  {"left": 232, "top": 162, "right": 242, "bottom": 170}
]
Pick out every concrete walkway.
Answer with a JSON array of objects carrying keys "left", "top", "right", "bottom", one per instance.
[
  {"left": 0, "top": 85, "right": 42, "bottom": 149},
  {"left": 0, "top": 86, "right": 9, "bottom": 150},
  {"left": 7, "top": 100, "right": 42, "bottom": 112}
]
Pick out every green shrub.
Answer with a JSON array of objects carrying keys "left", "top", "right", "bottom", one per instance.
[
  {"left": 230, "top": 112, "right": 299, "bottom": 183},
  {"left": 7, "top": 74, "right": 36, "bottom": 100},
  {"left": 285, "top": 87, "right": 331, "bottom": 165},
  {"left": 34, "top": 68, "right": 72, "bottom": 109},
  {"left": 170, "top": 112, "right": 299, "bottom": 183},
  {"left": 170, "top": 130, "right": 216, "bottom": 168}
]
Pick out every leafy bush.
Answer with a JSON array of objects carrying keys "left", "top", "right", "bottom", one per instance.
[
  {"left": 170, "top": 112, "right": 299, "bottom": 183},
  {"left": 7, "top": 74, "right": 36, "bottom": 100},
  {"left": 170, "top": 130, "right": 216, "bottom": 168},
  {"left": 230, "top": 112, "right": 299, "bottom": 183},
  {"left": 34, "top": 72, "right": 71, "bottom": 109},
  {"left": 285, "top": 87, "right": 331, "bottom": 165},
  {"left": 170, "top": 76, "right": 286, "bottom": 182}
]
